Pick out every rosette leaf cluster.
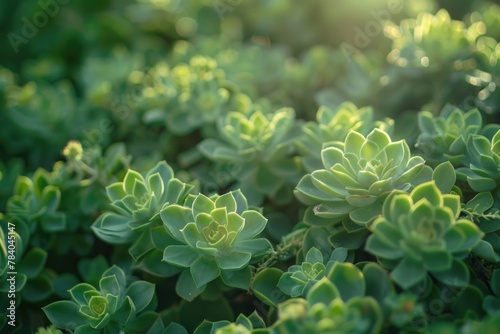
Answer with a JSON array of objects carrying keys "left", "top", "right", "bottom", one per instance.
[
  {"left": 43, "top": 265, "right": 161, "bottom": 333},
  {"left": 91, "top": 161, "right": 194, "bottom": 277},
  {"left": 386, "top": 10, "right": 476, "bottom": 71},
  {"left": 366, "top": 181, "right": 483, "bottom": 289},
  {"left": 263, "top": 277, "right": 383, "bottom": 334},
  {"left": 457, "top": 129, "right": 500, "bottom": 192},
  {"left": 193, "top": 312, "right": 265, "bottom": 334},
  {"left": 416, "top": 105, "right": 499, "bottom": 167},
  {"left": 295, "top": 129, "right": 427, "bottom": 228},
  {"left": 7, "top": 169, "right": 66, "bottom": 233},
  {"left": 295, "top": 102, "right": 394, "bottom": 172},
  {"left": 199, "top": 108, "right": 302, "bottom": 205},
  {"left": 136, "top": 56, "right": 245, "bottom": 135},
  {"left": 161, "top": 190, "right": 273, "bottom": 301},
  {"left": 278, "top": 247, "right": 348, "bottom": 297},
  {"left": 92, "top": 161, "right": 194, "bottom": 244}
]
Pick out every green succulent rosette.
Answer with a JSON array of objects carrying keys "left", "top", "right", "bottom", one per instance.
[
  {"left": 199, "top": 108, "right": 302, "bottom": 205},
  {"left": 160, "top": 190, "right": 274, "bottom": 301},
  {"left": 366, "top": 181, "right": 483, "bottom": 289},
  {"left": 278, "top": 247, "right": 349, "bottom": 298},
  {"left": 263, "top": 277, "right": 383, "bottom": 334},
  {"left": 295, "top": 102, "right": 394, "bottom": 172},
  {"left": 295, "top": 129, "right": 427, "bottom": 228},
  {"left": 457, "top": 129, "right": 500, "bottom": 192},
  {"left": 42, "top": 265, "right": 163, "bottom": 333},
  {"left": 91, "top": 161, "right": 195, "bottom": 277},
  {"left": 92, "top": 161, "right": 194, "bottom": 243},
  {"left": 415, "top": 105, "right": 499, "bottom": 167},
  {"left": 7, "top": 169, "right": 66, "bottom": 234}
]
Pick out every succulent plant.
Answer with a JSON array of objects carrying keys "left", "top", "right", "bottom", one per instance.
[
  {"left": 295, "top": 102, "right": 394, "bottom": 172},
  {"left": 461, "top": 192, "right": 500, "bottom": 263},
  {"left": 7, "top": 169, "right": 66, "bottom": 234},
  {"left": 415, "top": 105, "right": 499, "bottom": 167},
  {"left": 456, "top": 129, "right": 500, "bottom": 192},
  {"left": 386, "top": 10, "right": 476, "bottom": 72},
  {"left": 160, "top": 190, "right": 274, "bottom": 301},
  {"left": 278, "top": 247, "right": 348, "bottom": 297},
  {"left": 43, "top": 265, "right": 160, "bottom": 333},
  {"left": 366, "top": 180, "right": 483, "bottom": 289},
  {"left": 194, "top": 312, "right": 265, "bottom": 334},
  {"left": 35, "top": 325, "right": 63, "bottom": 334},
  {"left": 199, "top": 108, "right": 302, "bottom": 205},
  {"left": 295, "top": 129, "right": 428, "bottom": 229},
  {"left": 263, "top": 277, "right": 383, "bottom": 334},
  {"left": 92, "top": 161, "right": 194, "bottom": 244},
  {"left": 91, "top": 161, "right": 195, "bottom": 277},
  {"left": 135, "top": 55, "right": 248, "bottom": 136}
]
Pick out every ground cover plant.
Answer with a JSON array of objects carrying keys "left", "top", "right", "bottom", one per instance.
[{"left": 2, "top": 0, "right": 500, "bottom": 333}]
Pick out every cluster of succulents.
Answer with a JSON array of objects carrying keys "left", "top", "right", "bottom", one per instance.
[{"left": 2, "top": 0, "right": 500, "bottom": 333}]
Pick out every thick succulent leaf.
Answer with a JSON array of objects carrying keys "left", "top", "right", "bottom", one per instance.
[
  {"left": 192, "top": 194, "right": 215, "bottom": 218},
  {"left": 411, "top": 181, "right": 442, "bottom": 207},
  {"left": 432, "top": 161, "right": 456, "bottom": 193},
  {"left": 431, "top": 260, "right": 469, "bottom": 287},
  {"left": 464, "top": 192, "right": 493, "bottom": 213},
  {"left": 345, "top": 131, "right": 365, "bottom": 154},
  {"left": 311, "top": 170, "right": 349, "bottom": 197},
  {"left": 161, "top": 205, "right": 192, "bottom": 241},
  {"left": 17, "top": 247, "right": 47, "bottom": 279},
  {"left": 233, "top": 238, "right": 273, "bottom": 256},
  {"left": 146, "top": 161, "right": 174, "bottom": 185},
  {"left": 303, "top": 206, "right": 343, "bottom": 226},
  {"left": 349, "top": 202, "right": 382, "bottom": 225},
  {"left": 216, "top": 251, "right": 252, "bottom": 270},
  {"left": 215, "top": 192, "right": 237, "bottom": 212},
  {"left": 126, "top": 281, "right": 155, "bottom": 312},
  {"left": 306, "top": 277, "right": 340, "bottom": 306},
  {"left": 100, "top": 275, "right": 120, "bottom": 297},
  {"left": 362, "top": 263, "right": 395, "bottom": 304},
  {"left": 252, "top": 268, "right": 287, "bottom": 307},
  {"left": 231, "top": 189, "right": 249, "bottom": 214},
  {"left": 220, "top": 267, "right": 252, "bottom": 290},
  {"left": 191, "top": 257, "right": 220, "bottom": 287},
  {"left": 147, "top": 173, "right": 164, "bottom": 202},
  {"left": 390, "top": 258, "right": 426, "bottom": 289},
  {"left": 123, "top": 170, "right": 145, "bottom": 195},
  {"left": 326, "top": 263, "right": 365, "bottom": 301},
  {"left": 294, "top": 175, "right": 334, "bottom": 205},
  {"left": 69, "top": 283, "right": 97, "bottom": 306},
  {"left": 321, "top": 147, "right": 344, "bottom": 169},
  {"left": 305, "top": 247, "right": 324, "bottom": 264},
  {"left": 42, "top": 301, "right": 86, "bottom": 330},
  {"left": 176, "top": 269, "right": 205, "bottom": 301},
  {"left": 238, "top": 211, "right": 267, "bottom": 240},
  {"left": 452, "top": 221, "right": 483, "bottom": 252},
  {"left": 163, "top": 245, "right": 199, "bottom": 267},
  {"left": 91, "top": 213, "right": 135, "bottom": 244},
  {"left": 421, "top": 249, "right": 453, "bottom": 272}
]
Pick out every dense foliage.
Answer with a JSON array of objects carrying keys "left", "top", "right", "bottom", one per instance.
[{"left": 1, "top": 0, "right": 500, "bottom": 333}]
